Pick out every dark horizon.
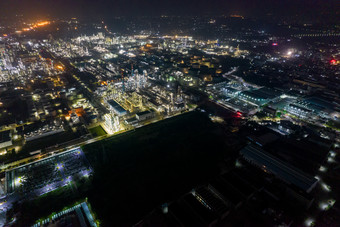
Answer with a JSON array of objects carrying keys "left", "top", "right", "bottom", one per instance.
[{"left": 0, "top": 0, "right": 339, "bottom": 22}]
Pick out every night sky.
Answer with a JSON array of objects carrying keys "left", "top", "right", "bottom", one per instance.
[{"left": 0, "top": 0, "right": 338, "bottom": 20}]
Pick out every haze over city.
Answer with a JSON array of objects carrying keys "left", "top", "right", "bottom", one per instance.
[{"left": 0, "top": 0, "right": 339, "bottom": 226}]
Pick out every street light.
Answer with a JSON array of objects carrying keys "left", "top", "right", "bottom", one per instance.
[{"left": 304, "top": 218, "right": 315, "bottom": 227}]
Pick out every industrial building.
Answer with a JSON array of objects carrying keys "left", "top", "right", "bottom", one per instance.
[
  {"left": 5, "top": 148, "right": 92, "bottom": 195},
  {"left": 106, "top": 99, "right": 127, "bottom": 116},
  {"left": 32, "top": 202, "right": 97, "bottom": 227},
  {"left": 136, "top": 110, "right": 155, "bottom": 121},
  {"left": 284, "top": 96, "right": 340, "bottom": 121},
  {"left": 240, "top": 145, "right": 318, "bottom": 193},
  {"left": 239, "top": 88, "right": 281, "bottom": 106}
]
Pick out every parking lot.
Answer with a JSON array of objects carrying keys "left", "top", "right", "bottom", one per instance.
[{"left": 5, "top": 148, "right": 92, "bottom": 195}]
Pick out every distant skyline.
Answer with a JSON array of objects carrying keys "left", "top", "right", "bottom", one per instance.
[{"left": 0, "top": 0, "right": 339, "bottom": 22}]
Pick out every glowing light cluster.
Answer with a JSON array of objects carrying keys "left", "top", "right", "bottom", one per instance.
[
  {"left": 14, "top": 176, "right": 26, "bottom": 187},
  {"left": 330, "top": 59, "right": 339, "bottom": 65},
  {"left": 56, "top": 65, "right": 64, "bottom": 70},
  {"left": 304, "top": 218, "right": 315, "bottom": 227},
  {"left": 321, "top": 182, "right": 331, "bottom": 192},
  {"left": 35, "top": 21, "right": 50, "bottom": 27},
  {"left": 56, "top": 163, "right": 64, "bottom": 170},
  {"left": 18, "top": 21, "right": 51, "bottom": 34}
]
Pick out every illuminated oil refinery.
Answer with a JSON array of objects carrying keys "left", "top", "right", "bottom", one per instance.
[{"left": 0, "top": 6, "right": 339, "bottom": 226}]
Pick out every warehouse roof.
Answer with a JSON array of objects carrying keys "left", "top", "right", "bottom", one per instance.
[{"left": 240, "top": 145, "right": 317, "bottom": 193}]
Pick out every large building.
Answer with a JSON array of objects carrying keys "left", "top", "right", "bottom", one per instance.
[
  {"left": 136, "top": 110, "right": 155, "bottom": 121},
  {"left": 102, "top": 114, "right": 119, "bottom": 134},
  {"left": 106, "top": 99, "right": 127, "bottom": 116},
  {"left": 240, "top": 145, "right": 318, "bottom": 193},
  {"left": 239, "top": 88, "right": 281, "bottom": 106},
  {"left": 285, "top": 103, "right": 312, "bottom": 118},
  {"left": 284, "top": 97, "right": 340, "bottom": 120}
]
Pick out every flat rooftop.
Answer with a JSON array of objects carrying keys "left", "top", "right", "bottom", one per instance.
[
  {"left": 107, "top": 99, "right": 127, "bottom": 114},
  {"left": 240, "top": 145, "right": 317, "bottom": 193}
]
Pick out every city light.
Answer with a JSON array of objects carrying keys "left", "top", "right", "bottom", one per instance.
[
  {"left": 56, "top": 65, "right": 64, "bottom": 70},
  {"left": 56, "top": 163, "right": 64, "bottom": 170},
  {"left": 235, "top": 159, "right": 243, "bottom": 168},
  {"left": 304, "top": 218, "right": 315, "bottom": 227},
  {"left": 0, "top": 5, "right": 339, "bottom": 226},
  {"left": 14, "top": 176, "right": 25, "bottom": 187},
  {"left": 327, "top": 157, "right": 335, "bottom": 163},
  {"left": 65, "top": 176, "right": 72, "bottom": 184},
  {"left": 236, "top": 111, "right": 243, "bottom": 118},
  {"left": 35, "top": 21, "right": 50, "bottom": 27},
  {"left": 319, "top": 166, "right": 327, "bottom": 172},
  {"left": 330, "top": 59, "right": 337, "bottom": 65},
  {"left": 319, "top": 202, "right": 329, "bottom": 210},
  {"left": 82, "top": 169, "right": 91, "bottom": 178},
  {"left": 321, "top": 183, "right": 331, "bottom": 192}
]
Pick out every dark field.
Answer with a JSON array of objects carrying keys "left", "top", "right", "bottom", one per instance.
[
  {"left": 10, "top": 111, "right": 231, "bottom": 226},
  {"left": 84, "top": 111, "right": 228, "bottom": 225}
]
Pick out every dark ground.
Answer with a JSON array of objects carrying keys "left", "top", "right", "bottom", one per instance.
[
  {"left": 85, "top": 111, "right": 229, "bottom": 226},
  {"left": 9, "top": 111, "right": 236, "bottom": 226}
]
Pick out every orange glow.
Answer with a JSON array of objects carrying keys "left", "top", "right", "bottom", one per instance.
[
  {"left": 68, "top": 108, "right": 85, "bottom": 117},
  {"left": 32, "top": 21, "right": 50, "bottom": 29},
  {"left": 75, "top": 107, "right": 85, "bottom": 116},
  {"left": 36, "top": 21, "right": 50, "bottom": 26},
  {"left": 56, "top": 65, "right": 64, "bottom": 70},
  {"left": 3, "top": 21, "right": 50, "bottom": 35},
  {"left": 230, "top": 14, "right": 244, "bottom": 19}
]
